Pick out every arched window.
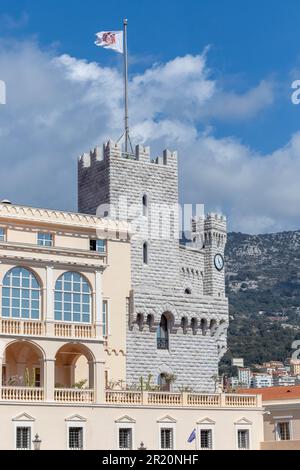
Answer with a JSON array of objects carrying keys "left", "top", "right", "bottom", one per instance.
[
  {"left": 143, "top": 242, "right": 148, "bottom": 264},
  {"left": 191, "top": 318, "right": 197, "bottom": 335},
  {"left": 54, "top": 272, "right": 91, "bottom": 323},
  {"left": 2, "top": 267, "right": 41, "bottom": 319},
  {"left": 158, "top": 373, "right": 170, "bottom": 391},
  {"left": 157, "top": 314, "right": 169, "bottom": 349},
  {"left": 142, "top": 194, "right": 148, "bottom": 216}
]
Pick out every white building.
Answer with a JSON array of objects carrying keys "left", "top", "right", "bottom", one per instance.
[
  {"left": 238, "top": 368, "right": 251, "bottom": 387},
  {"left": 251, "top": 374, "right": 273, "bottom": 388},
  {"left": 273, "top": 375, "right": 296, "bottom": 387}
]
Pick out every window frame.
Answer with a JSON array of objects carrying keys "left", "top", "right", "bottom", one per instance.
[
  {"left": 197, "top": 423, "right": 215, "bottom": 450},
  {"left": 14, "top": 424, "right": 33, "bottom": 451},
  {"left": 159, "top": 425, "right": 175, "bottom": 450},
  {"left": 66, "top": 421, "right": 86, "bottom": 450},
  {"left": 237, "top": 429, "right": 250, "bottom": 450},
  {"left": 54, "top": 271, "right": 92, "bottom": 324},
  {"left": 275, "top": 418, "right": 292, "bottom": 441},
  {"left": 143, "top": 241, "right": 148, "bottom": 265},
  {"left": 2, "top": 267, "right": 41, "bottom": 320},
  {"left": 37, "top": 232, "right": 54, "bottom": 247},
  {"left": 116, "top": 421, "right": 135, "bottom": 450},
  {"left": 102, "top": 299, "right": 109, "bottom": 337},
  {"left": 142, "top": 194, "right": 148, "bottom": 217},
  {"left": 235, "top": 423, "right": 252, "bottom": 450},
  {"left": 157, "top": 314, "right": 169, "bottom": 350},
  {"left": 118, "top": 427, "right": 133, "bottom": 450},
  {"left": 0, "top": 227, "right": 6, "bottom": 242},
  {"left": 90, "top": 239, "right": 106, "bottom": 253}
]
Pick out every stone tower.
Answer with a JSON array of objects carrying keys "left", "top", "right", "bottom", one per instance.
[{"left": 78, "top": 140, "right": 229, "bottom": 392}]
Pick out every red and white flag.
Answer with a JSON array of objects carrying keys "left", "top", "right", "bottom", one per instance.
[{"left": 95, "top": 31, "right": 123, "bottom": 53}]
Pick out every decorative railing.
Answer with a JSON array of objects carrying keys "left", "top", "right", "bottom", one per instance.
[
  {"left": 54, "top": 388, "right": 94, "bottom": 403},
  {"left": 1, "top": 387, "right": 44, "bottom": 401},
  {"left": 0, "top": 319, "right": 44, "bottom": 336},
  {"left": 0, "top": 318, "right": 96, "bottom": 339},
  {"left": 54, "top": 323, "right": 95, "bottom": 339},
  {"left": 74, "top": 324, "right": 95, "bottom": 339},
  {"left": 54, "top": 323, "right": 72, "bottom": 337},
  {"left": 187, "top": 393, "right": 221, "bottom": 406},
  {"left": 225, "top": 394, "right": 258, "bottom": 407},
  {"left": 105, "top": 391, "right": 261, "bottom": 408},
  {"left": 106, "top": 391, "right": 142, "bottom": 405},
  {"left": 148, "top": 392, "right": 182, "bottom": 406}
]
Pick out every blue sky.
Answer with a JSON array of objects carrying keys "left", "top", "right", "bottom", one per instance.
[{"left": 0, "top": 0, "right": 300, "bottom": 233}]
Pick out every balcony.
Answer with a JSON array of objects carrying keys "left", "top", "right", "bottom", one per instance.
[
  {"left": 1, "top": 340, "right": 98, "bottom": 403},
  {"left": 54, "top": 388, "right": 94, "bottom": 403},
  {"left": 0, "top": 387, "right": 94, "bottom": 403},
  {"left": 2, "top": 386, "right": 44, "bottom": 401},
  {"left": 105, "top": 391, "right": 261, "bottom": 408},
  {"left": 0, "top": 318, "right": 97, "bottom": 339}
]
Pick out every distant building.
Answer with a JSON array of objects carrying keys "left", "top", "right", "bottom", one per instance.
[
  {"left": 273, "top": 375, "right": 296, "bottom": 387},
  {"left": 232, "top": 358, "right": 244, "bottom": 368},
  {"left": 239, "top": 385, "right": 300, "bottom": 450},
  {"left": 251, "top": 374, "right": 273, "bottom": 388},
  {"left": 290, "top": 360, "right": 300, "bottom": 376},
  {"left": 238, "top": 368, "right": 251, "bottom": 387},
  {"left": 229, "top": 377, "right": 239, "bottom": 389}
]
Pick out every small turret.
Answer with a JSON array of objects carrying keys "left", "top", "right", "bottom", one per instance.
[{"left": 203, "top": 213, "right": 227, "bottom": 297}]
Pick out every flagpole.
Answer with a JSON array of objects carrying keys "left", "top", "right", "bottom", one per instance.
[{"left": 123, "top": 18, "right": 129, "bottom": 154}]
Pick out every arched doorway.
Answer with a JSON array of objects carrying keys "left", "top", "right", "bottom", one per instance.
[
  {"left": 3, "top": 341, "right": 44, "bottom": 388},
  {"left": 55, "top": 343, "right": 94, "bottom": 390}
]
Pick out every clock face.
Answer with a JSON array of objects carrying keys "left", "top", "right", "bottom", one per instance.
[{"left": 214, "top": 253, "right": 224, "bottom": 271}]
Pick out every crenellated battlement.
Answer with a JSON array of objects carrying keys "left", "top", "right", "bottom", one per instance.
[
  {"left": 191, "top": 213, "right": 227, "bottom": 250},
  {"left": 204, "top": 212, "right": 227, "bottom": 233},
  {"left": 78, "top": 140, "right": 178, "bottom": 169}
]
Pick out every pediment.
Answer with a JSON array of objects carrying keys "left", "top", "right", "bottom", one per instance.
[
  {"left": 12, "top": 412, "right": 35, "bottom": 422},
  {"left": 157, "top": 415, "right": 177, "bottom": 424},
  {"left": 197, "top": 417, "right": 216, "bottom": 425},
  {"left": 115, "top": 415, "right": 136, "bottom": 424},
  {"left": 235, "top": 417, "right": 253, "bottom": 425},
  {"left": 65, "top": 414, "right": 87, "bottom": 422}
]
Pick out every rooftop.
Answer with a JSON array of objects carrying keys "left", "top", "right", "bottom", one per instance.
[
  {"left": 238, "top": 385, "right": 300, "bottom": 401},
  {"left": 0, "top": 202, "right": 131, "bottom": 238}
]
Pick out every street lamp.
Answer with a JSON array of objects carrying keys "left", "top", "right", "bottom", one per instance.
[{"left": 32, "top": 433, "right": 42, "bottom": 450}]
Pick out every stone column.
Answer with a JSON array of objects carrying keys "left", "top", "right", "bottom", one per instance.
[
  {"left": 95, "top": 270, "right": 103, "bottom": 339},
  {"left": 91, "top": 360, "right": 105, "bottom": 404},
  {"left": 45, "top": 266, "right": 54, "bottom": 336},
  {"left": 44, "top": 358, "right": 55, "bottom": 401}
]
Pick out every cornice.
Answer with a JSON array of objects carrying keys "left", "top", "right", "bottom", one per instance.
[{"left": 0, "top": 203, "right": 131, "bottom": 239}]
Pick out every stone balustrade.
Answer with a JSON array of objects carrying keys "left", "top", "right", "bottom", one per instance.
[
  {"left": 54, "top": 388, "right": 94, "bottom": 403},
  {"left": 0, "top": 386, "right": 261, "bottom": 408},
  {"left": 0, "top": 318, "right": 97, "bottom": 339},
  {"left": 1, "top": 386, "right": 44, "bottom": 401},
  {"left": 105, "top": 390, "right": 261, "bottom": 408}
]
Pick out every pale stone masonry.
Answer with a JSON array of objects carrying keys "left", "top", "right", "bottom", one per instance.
[{"left": 78, "top": 140, "right": 229, "bottom": 392}]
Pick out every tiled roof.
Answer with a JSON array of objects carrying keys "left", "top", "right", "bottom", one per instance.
[{"left": 238, "top": 385, "right": 300, "bottom": 401}]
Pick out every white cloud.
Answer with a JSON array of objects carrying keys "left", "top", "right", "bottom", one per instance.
[
  {"left": 0, "top": 40, "right": 297, "bottom": 234},
  {"left": 203, "top": 80, "right": 275, "bottom": 121}
]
